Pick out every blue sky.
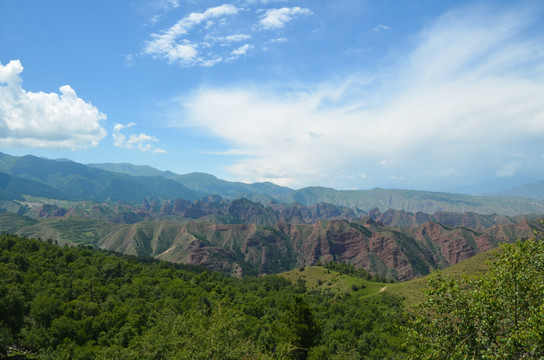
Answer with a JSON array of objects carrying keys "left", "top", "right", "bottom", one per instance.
[{"left": 1, "top": 0, "right": 544, "bottom": 193}]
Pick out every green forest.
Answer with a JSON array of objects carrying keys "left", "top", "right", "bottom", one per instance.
[
  {"left": 0, "top": 235, "right": 405, "bottom": 359},
  {"left": 2, "top": 233, "right": 544, "bottom": 359}
]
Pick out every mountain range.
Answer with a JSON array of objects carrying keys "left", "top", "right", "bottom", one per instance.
[
  {"left": 2, "top": 205, "right": 542, "bottom": 280},
  {"left": 1, "top": 150, "right": 544, "bottom": 280},
  {"left": 1, "top": 151, "right": 544, "bottom": 215}
]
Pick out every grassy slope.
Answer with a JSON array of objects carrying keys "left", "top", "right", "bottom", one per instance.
[
  {"left": 384, "top": 248, "right": 498, "bottom": 307},
  {"left": 279, "top": 266, "right": 386, "bottom": 297},
  {"left": 279, "top": 249, "right": 499, "bottom": 308}
]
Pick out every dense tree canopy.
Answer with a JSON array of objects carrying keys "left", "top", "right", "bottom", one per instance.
[
  {"left": 0, "top": 234, "right": 407, "bottom": 359},
  {"left": 407, "top": 236, "right": 544, "bottom": 359}
]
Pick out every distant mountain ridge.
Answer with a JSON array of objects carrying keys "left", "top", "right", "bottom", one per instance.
[
  {"left": 1, "top": 151, "right": 544, "bottom": 215},
  {"left": 87, "top": 162, "right": 292, "bottom": 200},
  {"left": 88, "top": 159, "right": 544, "bottom": 215},
  {"left": 494, "top": 180, "right": 544, "bottom": 200},
  {"left": 0, "top": 153, "right": 202, "bottom": 202}
]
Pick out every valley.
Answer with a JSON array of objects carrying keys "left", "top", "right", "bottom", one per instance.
[{"left": 1, "top": 151, "right": 544, "bottom": 359}]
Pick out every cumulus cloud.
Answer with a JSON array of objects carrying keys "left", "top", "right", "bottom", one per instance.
[
  {"left": 259, "top": 7, "right": 312, "bottom": 29},
  {"left": 113, "top": 122, "right": 166, "bottom": 154},
  {"left": 175, "top": 4, "right": 544, "bottom": 188},
  {"left": 0, "top": 60, "right": 106, "bottom": 149}
]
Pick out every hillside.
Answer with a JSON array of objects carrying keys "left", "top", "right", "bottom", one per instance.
[
  {"left": 88, "top": 162, "right": 292, "bottom": 200},
  {"left": 0, "top": 172, "right": 68, "bottom": 201},
  {"left": 384, "top": 249, "right": 498, "bottom": 307},
  {"left": 0, "top": 153, "right": 202, "bottom": 202},
  {"left": 278, "top": 248, "right": 499, "bottom": 309},
  {"left": 3, "top": 204, "right": 542, "bottom": 280}
]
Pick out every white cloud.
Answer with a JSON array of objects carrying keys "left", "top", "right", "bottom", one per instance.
[
  {"left": 259, "top": 7, "right": 312, "bottom": 30},
  {"left": 148, "top": 0, "right": 183, "bottom": 25},
  {"left": 0, "top": 60, "right": 106, "bottom": 149},
  {"left": 174, "top": 4, "right": 544, "bottom": 188},
  {"left": 143, "top": 3, "right": 313, "bottom": 67},
  {"left": 372, "top": 24, "right": 389, "bottom": 32},
  {"left": 206, "top": 34, "right": 251, "bottom": 43},
  {"left": 113, "top": 122, "right": 166, "bottom": 154},
  {"left": 144, "top": 4, "right": 240, "bottom": 66},
  {"left": 269, "top": 37, "right": 288, "bottom": 44},
  {"left": 113, "top": 122, "right": 135, "bottom": 132},
  {"left": 155, "top": 0, "right": 181, "bottom": 11},
  {"left": 230, "top": 43, "right": 253, "bottom": 57}
]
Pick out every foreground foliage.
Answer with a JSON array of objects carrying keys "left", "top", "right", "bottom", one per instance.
[
  {"left": 407, "top": 236, "right": 544, "bottom": 359},
  {"left": 0, "top": 234, "right": 406, "bottom": 359}
]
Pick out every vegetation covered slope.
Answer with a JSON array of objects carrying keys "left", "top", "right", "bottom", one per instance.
[
  {"left": 0, "top": 234, "right": 406, "bottom": 359},
  {"left": 0, "top": 173, "right": 67, "bottom": 201},
  {"left": 88, "top": 162, "right": 293, "bottom": 200},
  {"left": 407, "top": 238, "right": 544, "bottom": 359},
  {"left": 0, "top": 153, "right": 202, "bottom": 203}
]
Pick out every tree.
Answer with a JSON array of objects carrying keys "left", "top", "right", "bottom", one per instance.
[
  {"left": 131, "top": 305, "right": 261, "bottom": 360},
  {"left": 275, "top": 296, "right": 321, "bottom": 360},
  {"left": 407, "top": 237, "right": 544, "bottom": 359}
]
